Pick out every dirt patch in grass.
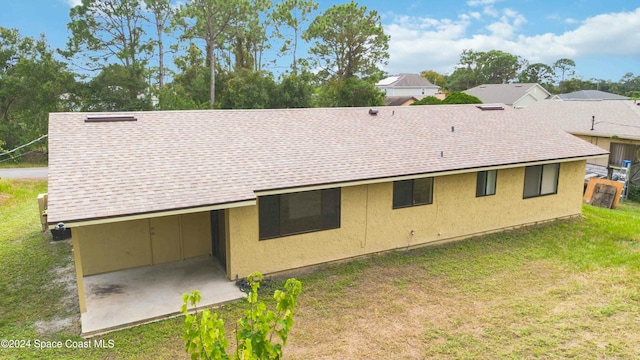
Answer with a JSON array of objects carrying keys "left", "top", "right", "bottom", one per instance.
[
  {"left": 34, "top": 317, "right": 76, "bottom": 336},
  {"left": 35, "top": 260, "right": 81, "bottom": 336}
]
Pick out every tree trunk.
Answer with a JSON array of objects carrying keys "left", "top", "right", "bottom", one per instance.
[
  {"left": 157, "top": 22, "right": 164, "bottom": 89},
  {"left": 292, "top": 28, "right": 298, "bottom": 74},
  {"left": 208, "top": 39, "right": 216, "bottom": 109}
]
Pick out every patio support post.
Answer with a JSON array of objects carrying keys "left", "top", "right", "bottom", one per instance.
[{"left": 71, "top": 228, "right": 87, "bottom": 313}]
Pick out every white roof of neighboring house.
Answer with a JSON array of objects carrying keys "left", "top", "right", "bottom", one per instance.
[
  {"left": 464, "top": 83, "right": 550, "bottom": 106},
  {"left": 553, "top": 90, "right": 630, "bottom": 101},
  {"left": 376, "top": 74, "right": 437, "bottom": 88},
  {"left": 47, "top": 105, "right": 606, "bottom": 223}
]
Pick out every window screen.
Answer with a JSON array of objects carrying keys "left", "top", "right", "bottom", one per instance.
[
  {"left": 393, "top": 178, "right": 433, "bottom": 209},
  {"left": 523, "top": 164, "right": 559, "bottom": 198},
  {"left": 259, "top": 188, "right": 341, "bottom": 240},
  {"left": 476, "top": 170, "right": 497, "bottom": 197}
]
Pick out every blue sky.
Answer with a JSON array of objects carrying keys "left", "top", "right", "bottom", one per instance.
[{"left": 2, "top": 0, "right": 640, "bottom": 82}]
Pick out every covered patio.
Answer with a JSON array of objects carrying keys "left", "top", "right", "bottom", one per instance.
[{"left": 80, "top": 256, "right": 245, "bottom": 336}]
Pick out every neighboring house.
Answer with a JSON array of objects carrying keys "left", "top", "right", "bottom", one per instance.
[
  {"left": 376, "top": 73, "right": 440, "bottom": 97},
  {"left": 463, "top": 83, "right": 551, "bottom": 108},
  {"left": 552, "top": 90, "right": 630, "bottom": 101},
  {"left": 523, "top": 100, "right": 640, "bottom": 168},
  {"left": 47, "top": 106, "right": 606, "bottom": 321},
  {"left": 384, "top": 96, "right": 419, "bottom": 106}
]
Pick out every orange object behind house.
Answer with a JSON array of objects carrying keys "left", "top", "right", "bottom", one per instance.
[{"left": 583, "top": 178, "right": 624, "bottom": 209}]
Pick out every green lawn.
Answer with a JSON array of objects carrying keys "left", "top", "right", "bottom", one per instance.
[{"left": 1, "top": 179, "right": 640, "bottom": 359}]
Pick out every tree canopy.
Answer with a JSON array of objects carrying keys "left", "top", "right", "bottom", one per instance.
[
  {"left": 445, "top": 49, "right": 524, "bottom": 91},
  {"left": 303, "top": 1, "right": 389, "bottom": 81},
  {"left": 4, "top": 4, "right": 640, "bottom": 159},
  {"left": 0, "top": 27, "right": 74, "bottom": 153}
]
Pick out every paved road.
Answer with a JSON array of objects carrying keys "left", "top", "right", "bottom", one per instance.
[{"left": 0, "top": 167, "right": 48, "bottom": 179}]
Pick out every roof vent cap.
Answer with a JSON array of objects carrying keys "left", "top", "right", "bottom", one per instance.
[
  {"left": 368, "top": 109, "right": 379, "bottom": 116},
  {"left": 85, "top": 114, "right": 137, "bottom": 123},
  {"left": 476, "top": 105, "right": 505, "bottom": 111}
]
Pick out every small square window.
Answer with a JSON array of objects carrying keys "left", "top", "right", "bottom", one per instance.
[
  {"left": 523, "top": 164, "right": 559, "bottom": 198},
  {"left": 476, "top": 170, "right": 497, "bottom": 197},
  {"left": 393, "top": 178, "right": 433, "bottom": 209}
]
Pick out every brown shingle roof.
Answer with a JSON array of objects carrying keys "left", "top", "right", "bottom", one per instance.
[
  {"left": 47, "top": 105, "right": 607, "bottom": 223},
  {"left": 524, "top": 100, "right": 640, "bottom": 139},
  {"left": 384, "top": 96, "right": 419, "bottom": 106}
]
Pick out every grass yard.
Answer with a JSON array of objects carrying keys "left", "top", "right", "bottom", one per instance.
[{"left": 1, "top": 178, "right": 640, "bottom": 359}]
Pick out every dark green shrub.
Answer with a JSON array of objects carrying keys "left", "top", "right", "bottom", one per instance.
[
  {"left": 442, "top": 92, "right": 482, "bottom": 104},
  {"left": 411, "top": 96, "right": 442, "bottom": 105}
]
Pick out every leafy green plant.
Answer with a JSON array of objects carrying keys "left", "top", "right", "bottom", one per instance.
[
  {"left": 628, "top": 184, "right": 640, "bottom": 203},
  {"left": 181, "top": 272, "right": 302, "bottom": 360},
  {"left": 441, "top": 92, "right": 482, "bottom": 104},
  {"left": 410, "top": 96, "right": 442, "bottom": 105}
]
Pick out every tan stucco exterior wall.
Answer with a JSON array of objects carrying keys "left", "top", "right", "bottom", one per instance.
[
  {"left": 75, "top": 212, "right": 211, "bottom": 276},
  {"left": 226, "top": 160, "right": 586, "bottom": 279},
  {"left": 575, "top": 135, "right": 640, "bottom": 167},
  {"left": 576, "top": 135, "right": 611, "bottom": 166}
]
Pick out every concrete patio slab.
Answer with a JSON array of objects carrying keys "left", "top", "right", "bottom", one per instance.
[{"left": 81, "top": 256, "right": 245, "bottom": 336}]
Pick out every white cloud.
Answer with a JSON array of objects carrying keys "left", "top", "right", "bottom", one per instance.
[
  {"left": 484, "top": 8, "right": 527, "bottom": 38},
  {"left": 520, "top": 7, "right": 640, "bottom": 59},
  {"left": 384, "top": 14, "right": 472, "bottom": 75},
  {"left": 565, "top": 18, "right": 578, "bottom": 24},
  {"left": 469, "top": 12, "right": 482, "bottom": 20},
  {"left": 65, "top": 0, "right": 82, "bottom": 7},
  {"left": 483, "top": 6, "right": 499, "bottom": 18},
  {"left": 383, "top": 6, "right": 640, "bottom": 77},
  {"left": 467, "top": 0, "right": 498, "bottom": 6},
  {"left": 486, "top": 21, "right": 515, "bottom": 38}
]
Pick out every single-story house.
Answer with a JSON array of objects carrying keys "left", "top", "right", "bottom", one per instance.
[
  {"left": 463, "top": 83, "right": 551, "bottom": 108},
  {"left": 47, "top": 105, "right": 607, "bottom": 318},
  {"left": 523, "top": 100, "right": 640, "bottom": 168},
  {"left": 376, "top": 73, "right": 440, "bottom": 97},
  {"left": 551, "top": 90, "right": 630, "bottom": 101}
]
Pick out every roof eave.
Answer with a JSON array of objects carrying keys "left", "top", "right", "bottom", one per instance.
[
  {"left": 49, "top": 199, "right": 256, "bottom": 228},
  {"left": 255, "top": 154, "right": 608, "bottom": 196},
  {"left": 570, "top": 131, "right": 640, "bottom": 142}
]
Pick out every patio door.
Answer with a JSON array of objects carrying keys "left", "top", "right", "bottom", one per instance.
[{"left": 211, "top": 210, "right": 227, "bottom": 271}]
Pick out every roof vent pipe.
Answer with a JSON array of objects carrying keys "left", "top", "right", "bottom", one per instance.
[
  {"left": 591, "top": 115, "right": 595, "bottom": 131},
  {"left": 451, "top": 126, "right": 455, "bottom": 133}
]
